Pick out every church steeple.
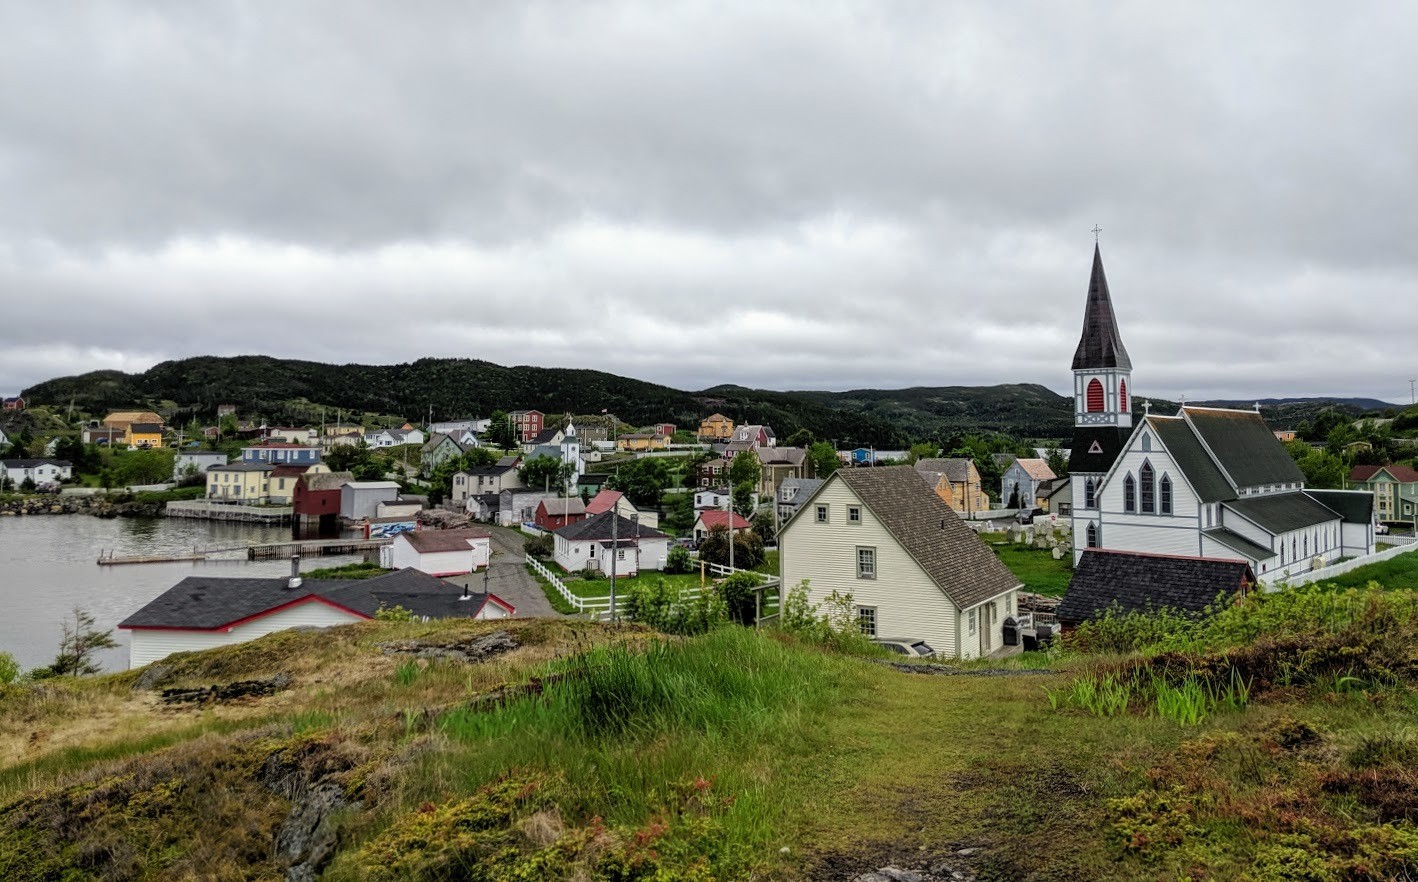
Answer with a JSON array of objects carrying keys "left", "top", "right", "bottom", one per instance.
[
  {"left": 1071, "top": 244, "right": 1132, "bottom": 429},
  {"left": 1071, "top": 244, "right": 1132, "bottom": 371}
]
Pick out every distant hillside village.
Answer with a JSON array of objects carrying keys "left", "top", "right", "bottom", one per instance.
[{"left": 5, "top": 245, "right": 1418, "bottom": 670}]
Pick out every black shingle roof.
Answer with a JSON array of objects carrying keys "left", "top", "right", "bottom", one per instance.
[
  {"left": 1058, "top": 550, "right": 1254, "bottom": 627},
  {"left": 1184, "top": 407, "right": 1304, "bottom": 489},
  {"left": 554, "top": 511, "right": 669, "bottom": 542},
  {"left": 1, "top": 459, "right": 71, "bottom": 468},
  {"left": 118, "top": 568, "right": 477, "bottom": 630},
  {"left": 1067, "top": 426, "right": 1131, "bottom": 474},
  {"left": 1224, "top": 493, "right": 1339, "bottom": 534},
  {"left": 1070, "top": 245, "right": 1132, "bottom": 371},
  {"left": 1304, "top": 490, "right": 1374, "bottom": 525},
  {"left": 1203, "top": 527, "right": 1274, "bottom": 561},
  {"left": 1148, "top": 417, "right": 1235, "bottom": 503}
]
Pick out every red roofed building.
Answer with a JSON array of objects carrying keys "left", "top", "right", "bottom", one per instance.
[
  {"left": 534, "top": 497, "right": 587, "bottom": 531},
  {"left": 692, "top": 509, "right": 752, "bottom": 543},
  {"left": 1349, "top": 464, "right": 1418, "bottom": 522}
]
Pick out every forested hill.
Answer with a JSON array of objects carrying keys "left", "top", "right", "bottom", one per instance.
[{"left": 21, "top": 356, "right": 1396, "bottom": 445}]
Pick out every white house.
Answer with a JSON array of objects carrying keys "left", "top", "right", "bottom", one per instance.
[
  {"left": 779, "top": 467, "right": 1023, "bottom": 660},
  {"left": 119, "top": 564, "right": 515, "bottom": 668},
  {"left": 174, "top": 451, "right": 229, "bottom": 480},
  {"left": 694, "top": 487, "right": 732, "bottom": 510},
  {"left": 1065, "top": 245, "right": 1374, "bottom": 579},
  {"left": 692, "top": 509, "right": 752, "bottom": 543},
  {"left": 552, "top": 511, "right": 671, "bottom": 575},
  {"left": 1, "top": 458, "right": 74, "bottom": 487},
  {"left": 382, "top": 528, "right": 492, "bottom": 576}
]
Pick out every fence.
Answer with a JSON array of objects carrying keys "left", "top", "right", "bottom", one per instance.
[
  {"left": 527, "top": 555, "right": 750, "bottom": 622},
  {"left": 1265, "top": 539, "right": 1418, "bottom": 590}
]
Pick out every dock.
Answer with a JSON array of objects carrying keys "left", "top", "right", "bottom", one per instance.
[
  {"left": 97, "top": 538, "right": 390, "bottom": 566},
  {"left": 164, "top": 500, "right": 293, "bottom": 523}
]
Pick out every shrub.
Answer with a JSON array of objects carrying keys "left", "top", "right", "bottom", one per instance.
[
  {"left": 580, "top": 568, "right": 606, "bottom": 581},
  {"left": 622, "top": 578, "right": 728, "bottom": 636},
  {"left": 664, "top": 545, "right": 693, "bottom": 574},
  {"left": 717, "top": 571, "right": 764, "bottom": 626},
  {"left": 523, "top": 532, "right": 553, "bottom": 559},
  {"left": 0, "top": 650, "right": 18, "bottom": 685}
]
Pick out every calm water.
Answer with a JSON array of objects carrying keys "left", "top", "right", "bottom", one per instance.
[{"left": 0, "top": 516, "right": 360, "bottom": 672}]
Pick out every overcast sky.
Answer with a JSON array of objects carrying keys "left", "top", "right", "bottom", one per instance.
[{"left": 2, "top": 2, "right": 1415, "bottom": 404}]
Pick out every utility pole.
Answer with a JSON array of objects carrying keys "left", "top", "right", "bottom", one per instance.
[
  {"left": 1410, "top": 379, "right": 1416, "bottom": 405},
  {"left": 609, "top": 511, "right": 618, "bottom": 624}
]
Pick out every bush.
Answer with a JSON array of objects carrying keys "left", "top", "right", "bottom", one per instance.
[
  {"left": 523, "top": 532, "right": 553, "bottom": 559},
  {"left": 717, "top": 571, "right": 763, "bottom": 625},
  {"left": 0, "top": 651, "right": 19, "bottom": 685},
  {"left": 664, "top": 545, "right": 693, "bottom": 574},
  {"left": 622, "top": 578, "right": 728, "bottom": 635},
  {"left": 580, "top": 568, "right": 606, "bottom": 581}
]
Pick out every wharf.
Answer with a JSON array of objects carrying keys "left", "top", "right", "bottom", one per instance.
[
  {"left": 165, "top": 500, "right": 293, "bottom": 523},
  {"left": 97, "top": 538, "right": 389, "bottom": 566}
]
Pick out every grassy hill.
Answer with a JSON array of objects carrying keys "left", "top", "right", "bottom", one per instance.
[
  {"left": 19, "top": 355, "right": 1398, "bottom": 447},
  {"left": 4, "top": 556, "right": 1418, "bottom": 880}
]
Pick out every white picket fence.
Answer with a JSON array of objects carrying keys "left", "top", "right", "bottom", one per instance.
[
  {"left": 1265, "top": 539, "right": 1418, "bottom": 590},
  {"left": 525, "top": 556, "right": 775, "bottom": 621}
]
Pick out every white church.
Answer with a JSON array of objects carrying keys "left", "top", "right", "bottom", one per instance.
[{"left": 1067, "top": 246, "right": 1376, "bottom": 579}]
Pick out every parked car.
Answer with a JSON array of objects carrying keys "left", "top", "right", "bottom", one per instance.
[
  {"left": 872, "top": 638, "right": 936, "bottom": 658},
  {"left": 1376, "top": 523, "right": 1390, "bottom": 535},
  {"left": 1015, "top": 507, "right": 1046, "bottom": 525}
]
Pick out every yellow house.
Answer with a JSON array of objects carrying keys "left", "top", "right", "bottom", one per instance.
[
  {"left": 124, "top": 422, "right": 166, "bottom": 448},
  {"left": 616, "top": 433, "right": 669, "bottom": 452},
  {"left": 914, "top": 458, "right": 989, "bottom": 515},
  {"left": 266, "top": 463, "right": 332, "bottom": 504},
  {"left": 697, "top": 413, "right": 734, "bottom": 442},
  {"left": 206, "top": 463, "right": 275, "bottom": 503}
]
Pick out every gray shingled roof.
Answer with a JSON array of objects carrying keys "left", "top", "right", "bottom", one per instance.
[
  {"left": 1058, "top": 550, "right": 1253, "bottom": 626},
  {"left": 554, "top": 510, "right": 668, "bottom": 542},
  {"left": 1203, "top": 527, "right": 1274, "bottom": 561},
  {"left": 915, "top": 458, "right": 974, "bottom": 484},
  {"left": 1184, "top": 407, "right": 1304, "bottom": 489},
  {"left": 1071, "top": 245, "right": 1132, "bottom": 371},
  {"left": 1148, "top": 417, "right": 1235, "bottom": 503},
  {"left": 1305, "top": 490, "right": 1374, "bottom": 524},
  {"left": 835, "top": 467, "right": 1021, "bottom": 609},
  {"left": 1225, "top": 493, "right": 1340, "bottom": 534},
  {"left": 119, "top": 568, "right": 485, "bottom": 630}
]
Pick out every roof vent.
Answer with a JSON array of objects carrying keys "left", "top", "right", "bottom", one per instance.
[{"left": 287, "top": 554, "right": 302, "bottom": 589}]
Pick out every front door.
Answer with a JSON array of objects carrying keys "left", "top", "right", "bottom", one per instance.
[{"left": 979, "top": 603, "right": 994, "bottom": 657}]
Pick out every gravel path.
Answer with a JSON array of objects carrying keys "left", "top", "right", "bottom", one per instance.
[{"left": 442, "top": 525, "right": 561, "bottom": 618}]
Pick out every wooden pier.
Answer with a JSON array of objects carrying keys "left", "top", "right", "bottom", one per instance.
[
  {"left": 164, "top": 500, "right": 294, "bottom": 523},
  {"left": 97, "top": 538, "right": 390, "bottom": 566}
]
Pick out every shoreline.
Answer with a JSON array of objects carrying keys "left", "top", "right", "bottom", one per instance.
[{"left": 0, "top": 495, "right": 164, "bottom": 519}]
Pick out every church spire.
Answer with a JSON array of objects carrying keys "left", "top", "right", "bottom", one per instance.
[{"left": 1071, "top": 244, "right": 1132, "bottom": 371}]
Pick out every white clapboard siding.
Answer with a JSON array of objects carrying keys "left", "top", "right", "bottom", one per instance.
[
  {"left": 781, "top": 480, "right": 973, "bottom": 659},
  {"left": 128, "top": 600, "right": 365, "bottom": 668}
]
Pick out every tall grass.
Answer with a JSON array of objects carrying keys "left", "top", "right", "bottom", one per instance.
[
  {"left": 425, "top": 627, "right": 863, "bottom": 862},
  {"left": 1050, "top": 668, "right": 1251, "bottom": 725}
]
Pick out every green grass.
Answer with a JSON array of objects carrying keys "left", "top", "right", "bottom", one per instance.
[
  {"left": 304, "top": 561, "right": 391, "bottom": 580},
  {"left": 561, "top": 571, "right": 708, "bottom": 599},
  {"left": 755, "top": 549, "right": 780, "bottom": 576},
  {"left": 987, "top": 540, "right": 1073, "bottom": 596},
  {"left": 1312, "top": 546, "right": 1418, "bottom": 589}
]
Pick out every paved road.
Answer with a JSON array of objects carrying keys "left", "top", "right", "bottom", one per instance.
[{"left": 444, "top": 525, "right": 560, "bottom": 617}]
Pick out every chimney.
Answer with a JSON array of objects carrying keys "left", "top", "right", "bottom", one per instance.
[{"left": 288, "top": 554, "right": 302, "bottom": 589}]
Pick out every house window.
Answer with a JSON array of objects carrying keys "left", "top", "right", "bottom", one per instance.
[
  {"left": 816, "top": 505, "right": 829, "bottom": 523},
  {"left": 1087, "top": 522, "right": 1098, "bottom": 548},
  {"left": 618, "top": 549, "right": 626, "bottom": 561},
  {"left": 1140, "top": 461, "right": 1155, "bottom": 513},
  {"left": 857, "top": 607, "right": 877, "bottom": 637},
  {"left": 1123, "top": 474, "right": 1136, "bottom": 512},
  {"left": 1206, "top": 505, "right": 1213, "bottom": 528},
  {"left": 857, "top": 547, "right": 876, "bottom": 579},
  {"left": 1086, "top": 379, "right": 1105, "bottom": 413},
  {"left": 1160, "top": 476, "right": 1172, "bottom": 515},
  {"left": 968, "top": 609, "right": 977, "bottom": 635},
  {"left": 1084, "top": 478, "right": 1096, "bottom": 508},
  {"left": 848, "top": 506, "right": 861, "bottom": 524}
]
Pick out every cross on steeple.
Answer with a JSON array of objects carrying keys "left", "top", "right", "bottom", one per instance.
[
  {"left": 1092, "top": 225, "right": 1102, "bottom": 242},
  {"left": 1142, "top": 400, "right": 1151, "bottom": 415}
]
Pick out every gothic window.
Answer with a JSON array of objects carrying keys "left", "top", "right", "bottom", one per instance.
[
  {"left": 1304, "top": 535, "right": 1309, "bottom": 557},
  {"left": 1124, "top": 474, "right": 1136, "bottom": 512},
  {"left": 1119, "top": 379, "right": 1128, "bottom": 408},
  {"left": 1086, "top": 379, "right": 1105, "bottom": 413},
  {"left": 1160, "top": 475, "right": 1173, "bottom": 515},
  {"left": 1087, "top": 522, "right": 1098, "bottom": 547},
  {"left": 1140, "top": 461, "right": 1155, "bottom": 513},
  {"left": 1084, "top": 478, "right": 1096, "bottom": 508},
  {"left": 1141, "top": 433, "right": 1151, "bottom": 452}
]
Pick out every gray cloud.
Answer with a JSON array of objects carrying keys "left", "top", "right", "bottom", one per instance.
[{"left": 1, "top": 1, "right": 1415, "bottom": 405}]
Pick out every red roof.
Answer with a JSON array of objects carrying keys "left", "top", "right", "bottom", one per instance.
[
  {"left": 1351, "top": 464, "right": 1418, "bottom": 483},
  {"left": 246, "top": 442, "right": 311, "bottom": 449},
  {"left": 696, "top": 510, "right": 751, "bottom": 531},
  {"left": 586, "top": 489, "right": 624, "bottom": 514}
]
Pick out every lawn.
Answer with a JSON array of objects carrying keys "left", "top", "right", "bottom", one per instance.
[
  {"left": 562, "top": 570, "right": 710, "bottom": 599},
  {"left": 1312, "top": 545, "right": 1418, "bottom": 590},
  {"left": 978, "top": 531, "right": 1074, "bottom": 596}
]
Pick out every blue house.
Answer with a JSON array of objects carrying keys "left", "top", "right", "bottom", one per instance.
[{"left": 241, "top": 443, "right": 322, "bottom": 465}]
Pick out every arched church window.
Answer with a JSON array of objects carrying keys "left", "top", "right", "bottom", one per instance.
[
  {"left": 1160, "top": 475, "right": 1172, "bottom": 515},
  {"left": 1120, "top": 379, "right": 1127, "bottom": 409},
  {"left": 1086, "top": 379, "right": 1105, "bottom": 413},
  {"left": 1084, "top": 478, "right": 1096, "bottom": 508},
  {"left": 1141, "top": 433, "right": 1151, "bottom": 452},
  {"left": 1087, "top": 522, "right": 1098, "bottom": 547},
  {"left": 1124, "top": 474, "right": 1136, "bottom": 512},
  {"left": 1140, "top": 461, "right": 1155, "bottom": 513}
]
